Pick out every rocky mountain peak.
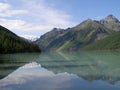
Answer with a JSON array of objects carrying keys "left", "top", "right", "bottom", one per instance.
[
  {"left": 73, "top": 18, "right": 106, "bottom": 31},
  {"left": 52, "top": 28, "right": 63, "bottom": 32},
  {"left": 83, "top": 19, "right": 93, "bottom": 23},
  {"left": 73, "top": 19, "right": 94, "bottom": 30},
  {"left": 100, "top": 14, "right": 119, "bottom": 23},
  {"left": 100, "top": 15, "right": 120, "bottom": 31},
  {"left": 107, "top": 14, "right": 115, "bottom": 18}
]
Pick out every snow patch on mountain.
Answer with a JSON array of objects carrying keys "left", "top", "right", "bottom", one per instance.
[{"left": 20, "top": 35, "right": 39, "bottom": 42}]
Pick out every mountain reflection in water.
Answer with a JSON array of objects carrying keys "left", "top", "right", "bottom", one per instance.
[{"left": 0, "top": 51, "right": 120, "bottom": 90}]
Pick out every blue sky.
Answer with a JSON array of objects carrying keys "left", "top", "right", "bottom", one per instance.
[{"left": 0, "top": 0, "right": 119, "bottom": 39}]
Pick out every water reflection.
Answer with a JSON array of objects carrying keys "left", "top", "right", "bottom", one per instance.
[
  {"left": 0, "top": 62, "right": 120, "bottom": 90},
  {"left": 0, "top": 51, "right": 120, "bottom": 90},
  {"left": 35, "top": 51, "right": 120, "bottom": 84},
  {"left": 0, "top": 53, "right": 40, "bottom": 79}
]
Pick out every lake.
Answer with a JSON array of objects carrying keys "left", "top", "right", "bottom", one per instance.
[{"left": 0, "top": 51, "right": 120, "bottom": 90}]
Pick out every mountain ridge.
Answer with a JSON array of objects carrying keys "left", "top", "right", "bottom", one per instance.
[{"left": 35, "top": 15, "right": 120, "bottom": 51}]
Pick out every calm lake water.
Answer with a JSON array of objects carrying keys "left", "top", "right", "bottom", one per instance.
[{"left": 0, "top": 51, "right": 120, "bottom": 90}]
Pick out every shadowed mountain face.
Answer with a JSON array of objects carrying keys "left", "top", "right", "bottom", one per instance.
[
  {"left": 0, "top": 25, "right": 41, "bottom": 53},
  {"left": 35, "top": 28, "right": 67, "bottom": 50},
  {"left": 36, "top": 15, "right": 120, "bottom": 51}
]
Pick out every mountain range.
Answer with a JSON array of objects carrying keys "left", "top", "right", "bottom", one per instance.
[
  {"left": 0, "top": 25, "right": 41, "bottom": 54},
  {"left": 35, "top": 15, "right": 120, "bottom": 51}
]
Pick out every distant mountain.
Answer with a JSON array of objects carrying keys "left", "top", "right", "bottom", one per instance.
[
  {"left": 21, "top": 35, "right": 39, "bottom": 42},
  {"left": 29, "top": 37, "right": 39, "bottom": 42},
  {"left": 0, "top": 25, "right": 41, "bottom": 54},
  {"left": 35, "top": 15, "right": 120, "bottom": 51}
]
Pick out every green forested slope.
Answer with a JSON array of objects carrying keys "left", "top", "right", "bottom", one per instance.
[{"left": 0, "top": 25, "right": 41, "bottom": 53}]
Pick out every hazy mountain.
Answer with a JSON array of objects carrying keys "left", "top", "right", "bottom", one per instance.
[
  {"left": 21, "top": 35, "right": 39, "bottom": 42},
  {"left": 36, "top": 15, "right": 120, "bottom": 51},
  {"left": 0, "top": 25, "right": 41, "bottom": 54}
]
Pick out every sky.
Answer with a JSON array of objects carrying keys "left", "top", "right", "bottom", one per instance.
[{"left": 0, "top": 0, "right": 120, "bottom": 39}]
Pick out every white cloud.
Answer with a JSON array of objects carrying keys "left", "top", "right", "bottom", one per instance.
[
  {"left": 0, "top": 2, "right": 10, "bottom": 11},
  {"left": 22, "top": 0, "right": 75, "bottom": 28},
  {"left": 0, "top": 1, "right": 75, "bottom": 36},
  {"left": 0, "top": 18, "right": 56, "bottom": 37},
  {"left": 0, "top": 2, "right": 28, "bottom": 17},
  {"left": 0, "top": 18, "right": 53, "bottom": 31}
]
